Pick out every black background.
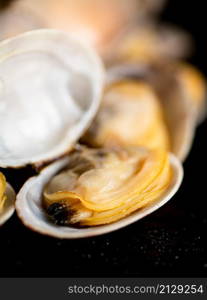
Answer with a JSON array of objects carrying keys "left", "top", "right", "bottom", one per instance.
[{"left": 0, "top": 0, "right": 207, "bottom": 277}]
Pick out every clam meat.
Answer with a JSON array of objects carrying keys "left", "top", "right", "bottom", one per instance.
[
  {"left": 16, "top": 145, "right": 183, "bottom": 238},
  {"left": 82, "top": 80, "right": 170, "bottom": 151},
  {"left": 0, "top": 173, "right": 16, "bottom": 226},
  {"left": 43, "top": 146, "right": 172, "bottom": 226},
  {"left": 107, "top": 61, "right": 206, "bottom": 160}
]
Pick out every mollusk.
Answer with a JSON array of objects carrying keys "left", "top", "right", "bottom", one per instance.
[
  {"left": 16, "top": 145, "right": 183, "bottom": 238},
  {"left": 82, "top": 80, "right": 170, "bottom": 151},
  {"left": 0, "top": 29, "right": 185, "bottom": 238},
  {"left": 107, "top": 61, "right": 206, "bottom": 161},
  {"left": 0, "top": 29, "right": 104, "bottom": 168},
  {"left": 0, "top": 173, "right": 16, "bottom": 226}
]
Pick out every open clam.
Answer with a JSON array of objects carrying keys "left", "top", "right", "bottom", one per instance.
[
  {"left": 0, "top": 173, "right": 16, "bottom": 226},
  {"left": 16, "top": 145, "right": 183, "bottom": 238},
  {"left": 0, "top": 29, "right": 104, "bottom": 168},
  {"left": 82, "top": 80, "right": 170, "bottom": 151},
  {"left": 106, "top": 61, "right": 206, "bottom": 161}
]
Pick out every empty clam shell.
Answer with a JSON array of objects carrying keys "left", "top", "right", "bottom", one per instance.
[
  {"left": 0, "top": 173, "right": 16, "bottom": 226},
  {"left": 107, "top": 62, "right": 200, "bottom": 161},
  {"left": 16, "top": 146, "right": 183, "bottom": 239},
  {"left": 0, "top": 29, "right": 104, "bottom": 168}
]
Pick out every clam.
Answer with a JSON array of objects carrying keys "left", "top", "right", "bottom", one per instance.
[
  {"left": 82, "top": 80, "right": 170, "bottom": 151},
  {"left": 0, "top": 173, "right": 16, "bottom": 226},
  {"left": 0, "top": 29, "right": 104, "bottom": 168},
  {"left": 16, "top": 145, "right": 183, "bottom": 238},
  {"left": 107, "top": 61, "right": 205, "bottom": 161}
]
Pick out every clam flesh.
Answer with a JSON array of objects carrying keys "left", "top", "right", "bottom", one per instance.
[
  {"left": 0, "top": 173, "right": 16, "bottom": 226},
  {"left": 82, "top": 80, "right": 170, "bottom": 151},
  {"left": 16, "top": 145, "right": 183, "bottom": 238},
  {"left": 107, "top": 61, "right": 206, "bottom": 161}
]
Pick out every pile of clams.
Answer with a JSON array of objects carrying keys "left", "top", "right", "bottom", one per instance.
[{"left": 0, "top": 0, "right": 206, "bottom": 238}]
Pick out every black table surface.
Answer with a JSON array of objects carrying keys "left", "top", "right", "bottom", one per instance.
[{"left": 0, "top": 1, "right": 207, "bottom": 277}]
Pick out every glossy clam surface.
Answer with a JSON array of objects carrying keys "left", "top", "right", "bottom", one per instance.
[
  {"left": 0, "top": 29, "right": 104, "bottom": 168},
  {"left": 0, "top": 173, "right": 16, "bottom": 226},
  {"left": 16, "top": 146, "right": 183, "bottom": 239},
  {"left": 107, "top": 63, "right": 201, "bottom": 161},
  {"left": 82, "top": 80, "right": 170, "bottom": 151}
]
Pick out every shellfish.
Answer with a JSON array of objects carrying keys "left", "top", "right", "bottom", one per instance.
[
  {"left": 106, "top": 61, "right": 206, "bottom": 161},
  {"left": 82, "top": 80, "right": 170, "bottom": 151},
  {"left": 0, "top": 173, "right": 16, "bottom": 226},
  {"left": 0, "top": 29, "right": 104, "bottom": 168},
  {"left": 0, "top": 29, "right": 185, "bottom": 238},
  {"left": 16, "top": 145, "right": 183, "bottom": 238}
]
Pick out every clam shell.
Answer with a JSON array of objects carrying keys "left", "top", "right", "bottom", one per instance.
[
  {"left": 16, "top": 153, "right": 183, "bottom": 239},
  {"left": 107, "top": 63, "right": 197, "bottom": 161},
  {"left": 0, "top": 183, "right": 16, "bottom": 226},
  {"left": 0, "top": 29, "right": 104, "bottom": 168}
]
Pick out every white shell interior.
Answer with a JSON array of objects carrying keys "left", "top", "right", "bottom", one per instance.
[
  {"left": 0, "top": 183, "right": 16, "bottom": 226},
  {"left": 16, "top": 154, "right": 183, "bottom": 239},
  {"left": 0, "top": 30, "right": 104, "bottom": 167}
]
